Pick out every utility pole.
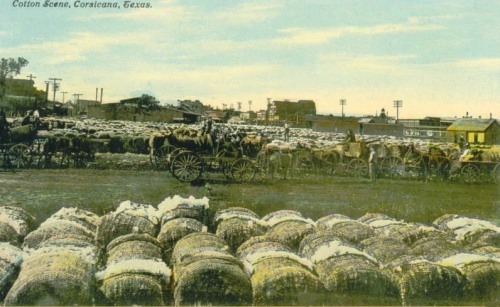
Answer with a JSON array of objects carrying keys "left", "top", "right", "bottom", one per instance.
[
  {"left": 340, "top": 99, "right": 346, "bottom": 118},
  {"left": 61, "top": 91, "right": 68, "bottom": 104},
  {"left": 26, "top": 74, "right": 36, "bottom": 109},
  {"left": 48, "top": 77, "right": 62, "bottom": 102},
  {"left": 266, "top": 98, "right": 272, "bottom": 125},
  {"left": 393, "top": 100, "right": 403, "bottom": 123},
  {"left": 248, "top": 100, "right": 252, "bottom": 112},
  {"left": 44, "top": 81, "right": 50, "bottom": 108}
]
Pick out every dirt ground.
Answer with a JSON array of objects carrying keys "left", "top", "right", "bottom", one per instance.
[{"left": 0, "top": 168, "right": 498, "bottom": 226}]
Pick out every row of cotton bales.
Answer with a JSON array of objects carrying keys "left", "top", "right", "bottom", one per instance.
[
  {"left": 0, "top": 206, "right": 35, "bottom": 300},
  {"left": 34, "top": 117, "right": 462, "bottom": 158},
  {"left": 0, "top": 199, "right": 498, "bottom": 306},
  {"left": 4, "top": 207, "right": 100, "bottom": 305}
]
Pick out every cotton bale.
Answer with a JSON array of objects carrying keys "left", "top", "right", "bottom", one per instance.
[
  {"left": 171, "top": 232, "right": 229, "bottom": 267},
  {"left": 214, "top": 207, "right": 267, "bottom": 251},
  {"left": 380, "top": 222, "right": 445, "bottom": 246},
  {"left": 95, "top": 201, "right": 159, "bottom": 246},
  {"left": 240, "top": 240, "right": 324, "bottom": 306},
  {"left": 157, "top": 218, "right": 204, "bottom": 263},
  {"left": 97, "top": 258, "right": 171, "bottom": 306},
  {"left": 315, "top": 213, "right": 353, "bottom": 228},
  {"left": 471, "top": 245, "right": 500, "bottom": 258},
  {"left": 158, "top": 195, "right": 210, "bottom": 226},
  {"left": 264, "top": 210, "right": 316, "bottom": 251},
  {"left": 439, "top": 253, "right": 500, "bottom": 301},
  {"left": 357, "top": 212, "right": 394, "bottom": 224},
  {"left": 461, "top": 228, "right": 500, "bottom": 249},
  {"left": 106, "top": 233, "right": 162, "bottom": 264},
  {"left": 410, "top": 234, "right": 462, "bottom": 261},
  {"left": 299, "top": 233, "right": 399, "bottom": 305},
  {"left": 316, "top": 215, "right": 375, "bottom": 244},
  {"left": 360, "top": 235, "right": 410, "bottom": 264},
  {"left": 47, "top": 207, "right": 99, "bottom": 232},
  {"left": 0, "top": 206, "right": 35, "bottom": 239},
  {"left": 4, "top": 247, "right": 97, "bottom": 306},
  {"left": 385, "top": 258, "right": 465, "bottom": 306},
  {"left": 0, "top": 223, "right": 18, "bottom": 244},
  {"left": 261, "top": 210, "right": 304, "bottom": 225},
  {"left": 236, "top": 235, "right": 277, "bottom": 257},
  {"left": 23, "top": 218, "right": 95, "bottom": 250},
  {"left": 173, "top": 250, "right": 252, "bottom": 306},
  {"left": 0, "top": 243, "right": 23, "bottom": 299},
  {"left": 433, "top": 214, "right": 500, "bottom": 242}
]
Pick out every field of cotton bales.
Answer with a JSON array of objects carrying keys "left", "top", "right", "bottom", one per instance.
[{"left": 0, "top": 118, "right": 498, "bottom": 306}]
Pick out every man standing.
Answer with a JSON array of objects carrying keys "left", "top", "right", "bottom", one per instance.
[
  {"left": 284, "top": 122, "right": 290, "bottom": 142},
  {"left": 369, "top": 146, "right": 377, "bottom": 182}
]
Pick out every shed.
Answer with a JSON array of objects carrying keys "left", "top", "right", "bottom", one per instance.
[{"left": 446, "top": 118, "right": 500, "bottom": 145}]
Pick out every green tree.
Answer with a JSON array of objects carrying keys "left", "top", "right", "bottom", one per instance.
[
  {"left": 136, "top": 94, "right": 160, "bottom": 113},
  {"left": 0, "top": 57, "right": 29, "bottom": 98}
]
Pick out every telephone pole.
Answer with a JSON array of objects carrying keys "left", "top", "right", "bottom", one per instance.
[
  {"left": 393, "top": 100, "right": 403, "bottom": 123},
  {"left": 48, "top": 77, "right": 62, "bottom": 102},
  {"left": 26, "top": 74, "right": 36, "bottom": 109},
  {"left": 340, "top": 99, "right": 346, "bottom": 118},
  {"left": 61, "top": 91, "right": 68, "bottom": 104}
]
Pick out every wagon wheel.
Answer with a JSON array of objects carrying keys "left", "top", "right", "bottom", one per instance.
[
  {"left": 230, "top": 158, "right": 256, "bottom": 182},
  {"left": 170, "top": 151, "right": 203, "bottom": 182},
  {"left": 404, "top": 151, "right": 422, "bottom": 170},
  {"left": 461, "top": 163, "right": 481, "bottom": 184},
  {"left": 347, "top": 158, "right": 368, "bottom": 177},
  {"left": 380, "top": 156, "right": 404, "bottom": 178},
  {"left": 491, "top": 163, "right": 500, "bottom": 184},
  {"left": 153, "top": 145, "right": 176, "bottom": 170},
  {"left": 7, "top": 144, "right": 32, "bottom": 168}
]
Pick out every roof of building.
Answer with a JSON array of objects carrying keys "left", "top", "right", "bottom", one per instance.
[{"left": 447, "top": 118, "right": 498, "bottom": 132}]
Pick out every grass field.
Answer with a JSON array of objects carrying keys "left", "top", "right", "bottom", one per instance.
[{"left": 1, "top": 169, "right": 498, "bottom": 226}]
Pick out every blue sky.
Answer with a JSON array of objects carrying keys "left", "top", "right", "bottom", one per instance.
[{"left": 1, "top": 0, "right": 499, "bottom": 118}]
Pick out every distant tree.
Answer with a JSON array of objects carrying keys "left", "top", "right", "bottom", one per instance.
[
  {"left": 136, "top": 94, "right": 160, "bottom": 113},
  {"left": 0, "top": 57, "right": 29, "bottom": 98}
]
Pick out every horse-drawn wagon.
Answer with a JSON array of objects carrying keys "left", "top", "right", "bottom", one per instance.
[
  {"left": 0, "top": 124, "right": 38, "bottom": 169},
  {"left": 1, "top": 121, "right": 96, "bottom": 170},
  {"left": 149, "top": 127, "right": 262, "bottom": 183}
]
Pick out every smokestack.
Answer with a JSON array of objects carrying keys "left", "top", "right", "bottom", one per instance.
[
  {"left": 490, "top": 113, "right": 492, "bottom": 119},
  {"left": 100, "top": 88, "right": 103, "bottom": 103},
  {"left": 96, "top": 88, "right": 98, "bottom": 101}
]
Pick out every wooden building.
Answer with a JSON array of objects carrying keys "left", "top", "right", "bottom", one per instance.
[{"left": 447, "top": 118, "right": 500, "bottom": 145}]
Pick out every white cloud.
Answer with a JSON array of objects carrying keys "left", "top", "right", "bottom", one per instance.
[
  {"left": 0, "top": 31, "right": 156, "bottom": 64},
  {"left": 319, "top": 53, "right": 418, "bottom": 72},
  {"left": 275, "top": 22, "right": 443, "bottom": 45},
  {"left": 213, "top": 0, "right": 284, "bottom": 24},
  {"left": 453, "top": 58, "right": 500, "bottom": 70}
]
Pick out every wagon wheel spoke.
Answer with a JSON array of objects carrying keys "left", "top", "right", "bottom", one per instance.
[
  {"left": 153, "top": 145, "right": 176, "bottom": 170},
  {"left": 381, "top": 156, "right": 404, "bottom": 178},
  {"left": 7, "top": 144, "right": 32, "bottom": 169},
  {"left": 461, "top": 163, "right": 481, "bottom": 184},
  {"left": 231, "top": 158, "right": 256, "bottom": 182},
  {"left": 347, "top": 158, "right": 368, "bottom": 178},
  {"left": 170, "top": 151, "right": 203, "bottom": 182}
]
